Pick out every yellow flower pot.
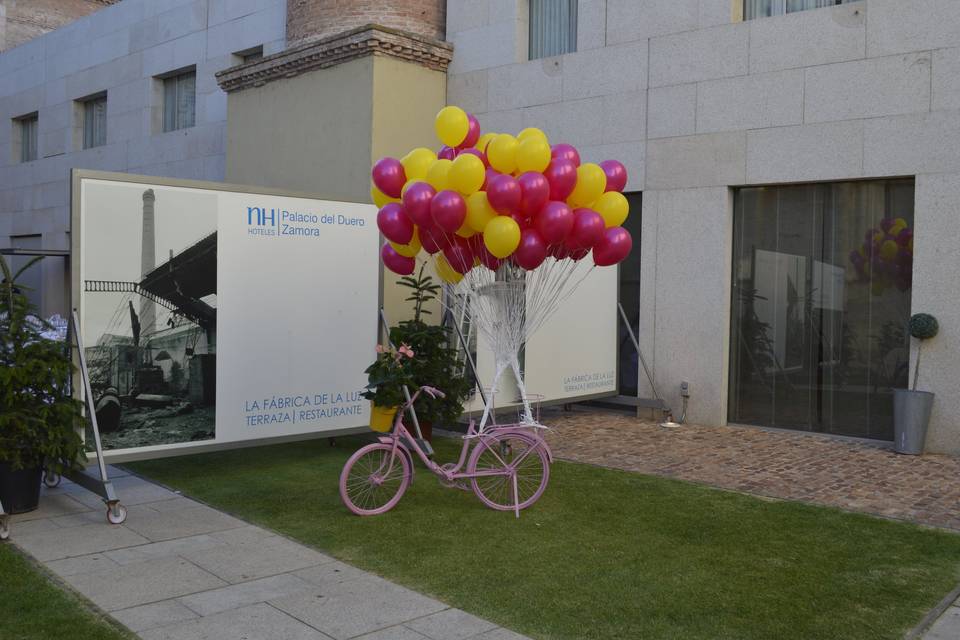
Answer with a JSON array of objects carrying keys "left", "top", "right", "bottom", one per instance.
[{"left": 369, "top": 403, "right": 398, "bottom": 433}]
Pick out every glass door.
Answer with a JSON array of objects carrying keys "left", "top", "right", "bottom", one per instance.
[{"left": 618, "top": 193, "right": 642, "bottom": 398}]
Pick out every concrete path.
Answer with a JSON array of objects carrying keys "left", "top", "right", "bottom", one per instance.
[
  {"left": 922, "top": 595, "right": 960, "bottom": 639},
  {"left": 7, "top": 467, "right": 528, "bottom": 640}
]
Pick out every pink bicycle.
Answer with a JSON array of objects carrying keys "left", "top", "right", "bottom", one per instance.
[{"left": 339, "top": 386, "right": 553, "bottom": 517}]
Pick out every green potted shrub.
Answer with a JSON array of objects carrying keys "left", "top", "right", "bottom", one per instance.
[
  {"left": 362, "top": 343, "right": 415, "bottom": 433},
  {"left": 893, "top": 313, "right": 939, "bottom": 454},
  {"left": 389, "top": 264, "right": 473, "bottom": 440},
  {"left": 0, "top": 255, "right": 86, "bottom": 513}
]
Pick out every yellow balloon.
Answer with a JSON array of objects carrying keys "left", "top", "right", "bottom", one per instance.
[
  {"left": 879, "top": 239, "right": 899, "bottom": 261},
  {"left": 487, "top": 133, "right": 519, "bottom": 174},
  {"left": 455, "top": 221, "right": 476, "bottom": 238},
  {"left": 390, "top": 228, "right": 421, "bottom": 258},
  {"left": 425, "top": 159, "right": 453, "bottom": 191},
  {"left": 434, "top": 254, "right": 463, "bottom": 283},
  {"left": 449, "top": 154, "right": 485, "bottom": 195},
  {"left": 568, "top": 163, "right": 607, "bottom": 207},
  {"left": 466, "top": 192, "right": 497, "bottom": 232},
  {"left": 592, "top": 191, "right": 629, "bottom": 228},
  {"left": 476, "top": 132, "right": 497, "bottom": 152},
  {"left": 517, "top": 127, "right": 548, "bottom": 144},
  {"left": 435, "top": 106, "right": 469, "bottom": 147},
  {"left": 401, "top": 147, "right": 436, "bottom": 181},
  {"left": 371, "top": 185, "right": 398, "bottom": 208},
  {"left": 516, "top": 136, "right": 551, "bottom": 173},
  {"left": 483, "top": 215, "right": 521, "bottom": 259}
]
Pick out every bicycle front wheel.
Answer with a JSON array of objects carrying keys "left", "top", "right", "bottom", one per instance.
[
  {"left": 339, "top": 443, "right": 411, "bottom": 516},
  {"left": 467, "top": 432, "right": 550, "bottom": 511}
]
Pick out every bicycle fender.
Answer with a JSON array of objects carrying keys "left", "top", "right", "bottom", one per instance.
[
  {"left": 376, "top": 437, "right": 416, "bottom": 483},
  {"left": 493, "top": 429, "right": 554, "bottom": 463}
]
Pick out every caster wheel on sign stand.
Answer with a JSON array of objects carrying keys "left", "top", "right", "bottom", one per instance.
[
  {"left": 43, "top": 471, "right": 61, "bottom": 488},
  {"left": 106, "top": 503, "right": 127, "bottom": 525},
  {"left": 0, "top": 518, "right": 10, "bottom": 541}
]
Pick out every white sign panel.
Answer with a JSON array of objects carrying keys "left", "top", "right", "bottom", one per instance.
[{"left": 75, "top": 174, "right": 378, "bottom": 456}]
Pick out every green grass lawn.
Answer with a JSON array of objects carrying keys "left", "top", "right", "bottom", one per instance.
[
  {"left": 128, "top": 435, "right": 960, "bottom": 640},
  {"left": 0, "top": 543, "right": 133, "bottom": 640}
]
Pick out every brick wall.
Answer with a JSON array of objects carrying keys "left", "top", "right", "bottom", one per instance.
[
  {"left": 0, "top": 0, "right": 117, "bottom": 51},
  {"left": 286, "top": 0, "right": 446, "bottom": 45}
]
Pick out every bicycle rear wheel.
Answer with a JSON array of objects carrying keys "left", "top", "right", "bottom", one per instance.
[
  {"left": 339, "top": 443, "right": 411, "bottom": 516},
  {"left": 467, "top": 432, "right": 550, "bottom": 511}
]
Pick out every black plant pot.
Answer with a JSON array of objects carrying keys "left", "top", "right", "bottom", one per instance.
[{"left": 0, "top": 463, "right": 42, "bottom": 514}]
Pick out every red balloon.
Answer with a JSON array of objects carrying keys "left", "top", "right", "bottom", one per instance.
[
  {"left": 381, "top": 242, "right": 415, "bottom": 275},
  {"left": 599, "top": 159, "right": 628, "bottom": 193},
  {"left": 431, "top": 190, "right": 467, "bottom": 233},
  {"left": 473, "top": 239, "right": 503, "bottom": 271},
  {"left": 510, "top": 212, "right": 532, "bottom": 231},
  {"left": 513, "top": 228, "right": 548, "bottom": 270},
  {"left": 517, "top": 171, "right": 550, "bottom": 216},
  {"left": 551, "top": 242, "right": 588, "bottom": 261},
  {"left": 486, "top": 174, "right": 521, "bottom": 215},
  {"left": 438, "top": 146, "right": 456, "bottom": 161},
  {"left": 534, "top": 201, "right": 574, "bottom": 244},
  {"left": 459, "top": 146, "right": 489, "bottom": 167},
  {"left": 420, "top": 225, "right": 449, "bottom": 254},
  {"left": 593, "top": 226, "right": 633, "bottom": 267},
  {"left": 402, "top": 182, "right": 436, "bottom": 226},
  {"left": 377, "top": 203, "right": 414, "bottom": 244},
  {"left": 569, "top": 208, "right": 605, "bottom": 249},
  {"left": 371, "top": 157, "right": 406, "bottom": 198},
  {"left": 551, "top": 143, "right": 581, "bottom": 167},
  {"left": 482, "top": 168, "right": 500, "bottom": 190},
  {"left": 543, "top": 157, "right": 578, "bottom": 201},
  {"left": 460, "top": 114, "right": 481, "bottom": 148},
  {"left": 444, "top": 236, "right": 474, "bottom": 274},
  {"left": 896, "top": 228, "right": 913, "bottom": 247}
]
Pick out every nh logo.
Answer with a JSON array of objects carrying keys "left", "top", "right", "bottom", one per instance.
[{"left": 247, "top": 206, "right": 276, "bottom": 226}]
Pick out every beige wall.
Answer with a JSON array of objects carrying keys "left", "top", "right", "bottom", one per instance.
[{"left": 225, "top": 53, "right": 448, "bottom": 330}]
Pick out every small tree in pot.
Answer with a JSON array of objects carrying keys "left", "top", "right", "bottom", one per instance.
[
  {"left": 893, "top": 313, "right": 940, "bottom": 454},
  {"left": 0, "top": 255, "right": 86, "bottom": 513},
  {"left": 389, "top": 265, "right": 473, "bottom": 441}
]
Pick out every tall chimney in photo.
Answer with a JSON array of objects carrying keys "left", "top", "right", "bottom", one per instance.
[{"left": 140, "top": 189, "right": 156, "bottom": 337}]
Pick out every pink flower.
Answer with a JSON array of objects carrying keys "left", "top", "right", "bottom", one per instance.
[{"left": 398, "top": 344, "right": 415, "bottom": 358}]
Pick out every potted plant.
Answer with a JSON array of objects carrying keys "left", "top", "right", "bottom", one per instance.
[
  {"left": 0, "top": 255, "right": 86, "bottom": 512},
  {"left": 389, "top": 265, "right": 474, "bottom": 440},
  {"left": 893, "top": 313, "right": 939, "bottom": 454},
  {"left": 362, "top": 343, "right": 415, "bottom": 433}
]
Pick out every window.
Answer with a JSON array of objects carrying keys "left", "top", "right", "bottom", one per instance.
[
  {"left": 529, "top": 0, "right": 577, "bottom": 60},
  {"left": 744, "top": 0, "right": 856, "bottom": 20},
  {"left": 82, "top": 94, "right": 107, "bottom": 149},
  {"left": 729, "top": 179, "right": 915, "bottom": 440},
  {"left": 240, "top": 46, "right": 263, "bottom": 63},
  {"left": 162, "top": 70, "right": 196, "bottom": 132},
  {"left": 15, "top": 113, "right": 38, "bottom": 162}
]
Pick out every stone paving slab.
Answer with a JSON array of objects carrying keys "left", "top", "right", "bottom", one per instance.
[
  {"left": 6, "top": 473, "right": 531, "bottom": 640},
  {"left": 923, "top": 601, "right": 960, "bottom": 639},
  {"left": 545, "top": 408, "right": 960, "bottom": 531}
]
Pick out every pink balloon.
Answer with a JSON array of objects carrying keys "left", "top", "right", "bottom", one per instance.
[
  {"left": 551, "top": 143, "right": 581, "bottom": 167},
  {"left": 459, "top": 146, "right": 489, "bottom": 167},
  {"left": 444, "top": 236, "right": 474, "bottom": 274},
  {"left": 543, "top": 158, "right": 578, "bottom": 202},
  {"left": 482, "top": 168, "right": 500, "bottom": 191},
  {"left": 381, "top": 242, "right": 415, "bottom": 275},
  {"left": 402, "top": 182, "right": 436, "bottom": 226},
  {"left": 517, "top": 172, "right": 550, "bottom": 216},
  {"left": 438, "top": 146, "right": 456, "bottom": 161},
  {"left": 510, "top": 212, "right": 532, "bottom": 231},
  {"left": 593, "top": 226, "right": 633, "bottom": 266},
  {"left": 420, "top": 225, "right": 449, "bottom": 254},
  {"left": 550, "top": 243, "right": 588, "bottom": 261},
  {"left": 599, "top": 159, "right": 627, "bottom": 193},
  {"left": 486, "top": 174, "right": 521, "bottom": 215},
  {"left": 569, "top": 208, "right": 605, "bottom": 249},
  {"left": 460, "top": 114, "right": 481, "bottom": 148},
  {"left": 372, "top": 157, "right": 406, "bottom": 198},
  {"left": 431, "top": 190, "right": 467, "bottom": 233},
  {"left": 377, "top": 203, "right": 414, "bottom": 245},
  {"left": 513, "top": 228, "right": 547, "bottom": 270},
  {"left": 534, "top": 201, "right": 574, "bottom": 244}
]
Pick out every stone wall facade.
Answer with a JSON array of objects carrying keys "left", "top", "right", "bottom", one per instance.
[
  {"left": 286, "top": 0, "right": 445, "bottom": 45},
  {"left": 0, "top": 0, "right": 118, "bottom": 52}
]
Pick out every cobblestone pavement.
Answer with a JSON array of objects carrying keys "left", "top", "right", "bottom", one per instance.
[{"left": 542, "top": 408, "right": 960, "bottom": 531}]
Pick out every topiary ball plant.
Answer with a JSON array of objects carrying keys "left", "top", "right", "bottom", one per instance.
[{"left": 908, "top": 313, "right": 939, "bottom": 391}]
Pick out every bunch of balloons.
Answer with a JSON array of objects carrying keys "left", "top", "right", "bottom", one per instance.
[
  {"left": 371, "top": 105, "right": 633, "bottom": 281},
  {"left": 849, "top": 217, "right": 913, "bottom": 294}
]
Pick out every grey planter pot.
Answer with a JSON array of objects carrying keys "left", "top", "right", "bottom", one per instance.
[{"left": 893, "top": 389, "right": 934, "bottom": 455}]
